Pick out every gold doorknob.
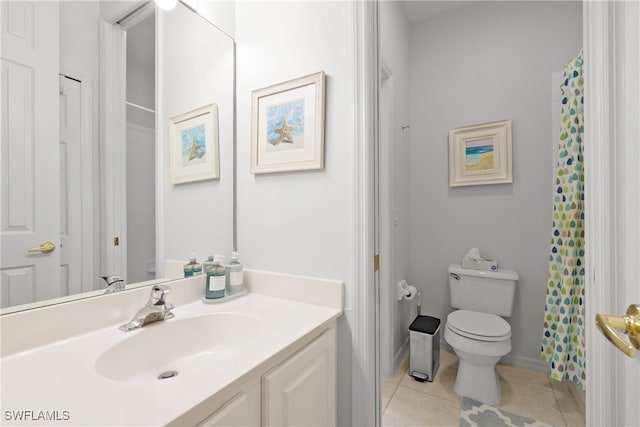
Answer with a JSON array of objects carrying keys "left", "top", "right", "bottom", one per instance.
[
  {"left": 27, "top": 241, "right": 56, "bottom": 254},
  {"left": 596, "top": 304, "right": 640, "bottom": 357}
]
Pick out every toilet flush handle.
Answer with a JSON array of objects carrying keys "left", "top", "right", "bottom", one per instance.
[{"left": 450, "top": 273, "right": 460, "bottom": 280}]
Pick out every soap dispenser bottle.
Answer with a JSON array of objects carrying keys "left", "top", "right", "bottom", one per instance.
[
  {"left": 203, "top": 252, "right": 214, "bottom": 273},
  {"left": 184, "top": 253, "right": 203, "bottom": 277},
  {"left": 205, "top": 255, "right": 226, "bottom": 299},
  {"left": 225, "top": 251, "right": 244, "bottom": 295}
]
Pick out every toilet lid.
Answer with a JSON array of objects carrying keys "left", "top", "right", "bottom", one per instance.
[{"left": 447, "top": 310, "right": 511, "bottom": 342}]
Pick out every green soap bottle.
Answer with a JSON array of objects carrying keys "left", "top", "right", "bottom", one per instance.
[
  {"left": 184, "top": 253, "right": 203, "bottom": 277},
  {"left": 205, "top": 255, "right": 225, "bottom": 299},
  {"left": 203, "top": 252, "right": 214, "bottom": 274}
]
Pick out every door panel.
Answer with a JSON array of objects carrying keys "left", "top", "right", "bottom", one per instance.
[
  {"left": 1, "top": 1, "right": 60, "bottom": 307},
  {"left": 263, "top": 329, "right": 336, "bottom": 426},
  {"left": 0, "top": 267, "right": 35, "bottom": 307},
  {"left": 2, "top": 61, "right": 35, "bottom": 233}
]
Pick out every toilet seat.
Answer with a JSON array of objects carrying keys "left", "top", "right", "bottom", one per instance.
[{"left": 447, "top": 310, "right": 511, "bottom": 342}]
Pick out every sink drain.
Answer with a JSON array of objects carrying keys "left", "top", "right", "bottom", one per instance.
[{"left": 158, "top": 370, "right": 178, "bottom": 380}]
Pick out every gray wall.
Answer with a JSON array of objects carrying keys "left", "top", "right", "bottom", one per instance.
[
  {"left": 159, "top": 4, "right": 235, "bottom": 265},
  {"left": 126, "top": 16, "right": 155, "bottom": 284},
  {"left": 379, "top": 1, "right": 414, "bottom": 375},
  {"left": 235, "top": 2, "right": 355, "bottom": 424},
  {"left": 408, "top": 1, "right": 582, "bottom": 367}
]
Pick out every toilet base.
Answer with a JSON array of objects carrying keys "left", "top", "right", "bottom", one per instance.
[{"left": 454, "top": 358, "right": 501, "bottom": 405}]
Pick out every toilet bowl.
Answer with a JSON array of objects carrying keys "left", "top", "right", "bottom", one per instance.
[
  {"left": 444, "top": 309, "right": 511, "bottom": 405},
  {"left": 444, "top": 265, "right": 519, "bottom": 405}
]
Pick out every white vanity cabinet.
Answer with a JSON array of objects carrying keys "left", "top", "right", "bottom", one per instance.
[
  {"left": 196, "top": 384, "right": 261, "bottom": 426},
  {"left": 2, "top": 272, "right": 343, "bottom": 427},
  {"left": 173, "top": 376, "right": 261, "bottom": 427},
  {"left": 263, "top": 328, "right": 337, "bottom": 426},
  {"left": 180, "top": 325, "right": 337, "bottom": 427}
]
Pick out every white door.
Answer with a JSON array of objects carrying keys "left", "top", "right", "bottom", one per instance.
[
  {"left": 1, "top": 1, "right": 61, "bottom": 307},
  {"left": 585, "top": 1, "right": 639, "bottom": 426},
  {"left": 59, "top": 75, "right": 83, "bottom": 297}
]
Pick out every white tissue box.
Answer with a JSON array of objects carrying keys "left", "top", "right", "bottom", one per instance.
[{"left": 461, "top": 257, "right": 498, "bottom": 272}]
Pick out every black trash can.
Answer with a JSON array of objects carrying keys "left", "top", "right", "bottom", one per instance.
[{"left": 408, "top": 315, "right": 441, "bottom": 382}]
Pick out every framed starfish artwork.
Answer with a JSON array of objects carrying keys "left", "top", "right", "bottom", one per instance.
[
  {"left": 169, "top": 104, "right": 220, "bottom": 184},
  {"left": 251, "top": 71, "right": 325, "bottom": 173}
]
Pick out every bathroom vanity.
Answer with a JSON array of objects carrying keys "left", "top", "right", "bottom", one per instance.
[{"left": 0, "top": 271, "right": 343, "bottom": 426}]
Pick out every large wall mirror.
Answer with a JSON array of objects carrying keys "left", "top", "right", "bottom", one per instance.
[{"left": 0, "top": 0, "right": 235, "bottom": 313}]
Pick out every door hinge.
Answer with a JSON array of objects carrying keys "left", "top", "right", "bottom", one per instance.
[
  {"left": 374, "top": 254, "right": 380, "bottom": 272},
  {"left": 114, "top": 237, "right": 120, "bottom": 246}
]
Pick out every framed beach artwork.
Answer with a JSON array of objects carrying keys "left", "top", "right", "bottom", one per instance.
[
  {"left": 169, "top": 104, "right": 219, "bottom": 184},
  {"left": 251, "top": 71, "right": 325, "bottom": 174},
  {"left": 448, "top": 119, "right": 513, "bottom": 187}
]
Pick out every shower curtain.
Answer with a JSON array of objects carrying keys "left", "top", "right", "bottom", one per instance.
[{"left": 540, "top": 50, "right": 585, "bottom": 389}]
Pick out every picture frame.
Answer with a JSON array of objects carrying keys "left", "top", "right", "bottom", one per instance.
[
  {"left": 169, "top": 104, "right": 219, "bottom": 184},
  {"left": 448, "top": 119, "right": 513, "bottom": 187},
  {"left": 251, "top": 71, "right": 325, "bottom": 174}
]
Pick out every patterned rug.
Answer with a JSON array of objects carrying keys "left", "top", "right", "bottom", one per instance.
[{"left": 460, "top": 397, "right": 556, "bottom": 427}]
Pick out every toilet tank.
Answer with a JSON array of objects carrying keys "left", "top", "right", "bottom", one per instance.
[{"left": 448, "top": 264, "right": 519, "bottom": 316}]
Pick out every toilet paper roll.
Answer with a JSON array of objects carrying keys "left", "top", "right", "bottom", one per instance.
[{"left": 403, "top": 285, "right": 417, "bottom": 300}]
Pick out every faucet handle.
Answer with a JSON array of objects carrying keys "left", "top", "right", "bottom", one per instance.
[
  {"left": 101, "top": 275, "right": 124, "bottom": 285},
  {"left": 101, "top": 275, "right": 125, "bottom": 294},
  {"left": 150, "top": 285, "right": 172, "bottom": 306}
]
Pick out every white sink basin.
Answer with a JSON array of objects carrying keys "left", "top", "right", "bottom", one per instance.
[{"left": 95, "top": 313, "right": 262, "bottom": 382}]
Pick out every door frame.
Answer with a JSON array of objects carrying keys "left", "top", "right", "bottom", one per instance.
[
  {"left": 583, "top": 2, "right": 615, "bottom": 424},
  {"left": 100, "top": 3, "right": 157, "bottom": 285},
  {"left": 351, "top": 1, "right": 379, "bottom": 426},
  {"left": 100, "top": 19, "right": 127, "bottom": 283},
  {"left": 353, "top": 0, "right": 638, "bottom": 425},
  {"left": 584, "top": 1, "right": 640, "bottom": 426}
]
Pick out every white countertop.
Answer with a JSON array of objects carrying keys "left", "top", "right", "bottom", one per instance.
[{"left": 1, "top": 293, "right": 341, "bottom": 426}]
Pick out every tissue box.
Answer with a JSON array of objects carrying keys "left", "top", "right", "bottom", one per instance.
[{"left": 461, "top": 257, "right": 498, "bottom": 271}]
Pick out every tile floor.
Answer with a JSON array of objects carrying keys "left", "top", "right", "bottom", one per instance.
[{"left": 382, "top": 349, "right": 586, "bottom": 427}]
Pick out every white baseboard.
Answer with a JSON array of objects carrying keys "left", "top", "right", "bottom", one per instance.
[
  {"left": 392, "top": 336, "right": 409, "bottom": 372},
  {"left": 500, "top": 354, "right": 548, "bottom": 372}
]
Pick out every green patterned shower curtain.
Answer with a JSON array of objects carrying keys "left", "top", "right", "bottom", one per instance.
[{"left": 540, "top": 50, "right": 585, "bottom": 389}]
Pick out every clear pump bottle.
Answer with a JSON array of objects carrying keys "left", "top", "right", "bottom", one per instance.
[
  {"left": 205, "top": 255, "right": 226, "bottom": 299},
  {"left": 225, "top": 252, "right": 244, "bottom": 295}
]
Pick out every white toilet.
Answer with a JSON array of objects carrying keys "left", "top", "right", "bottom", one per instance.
[{"left": 444, "top": 264, "right": 519, "bottom": 405}]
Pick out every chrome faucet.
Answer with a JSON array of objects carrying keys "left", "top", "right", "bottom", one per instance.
[
  {"left": 101, "top": 275, "right": 125, "bottom": 294},
  {"left": 119, "top": 285, "right": 175, "bottom": 332}
]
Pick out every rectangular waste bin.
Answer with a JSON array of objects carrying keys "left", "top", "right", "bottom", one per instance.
[{"left": 409, "top": 315, "right": 441, "bottom": 382}]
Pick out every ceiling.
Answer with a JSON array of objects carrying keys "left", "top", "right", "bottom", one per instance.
[{"left": 401, "top": 1, "right": 472, "bottom": 23}]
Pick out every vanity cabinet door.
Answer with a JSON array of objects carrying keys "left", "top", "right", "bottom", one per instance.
[
  {"left": 197, "top": 385, "right": 260, "bottom": 427},
  {"left": 262, "top": 328, "right": 336, "bottom": 426}
]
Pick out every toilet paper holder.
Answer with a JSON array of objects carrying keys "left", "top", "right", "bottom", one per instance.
[{"left": 397, "top": 280, "right": 417, "bottom": 301}]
